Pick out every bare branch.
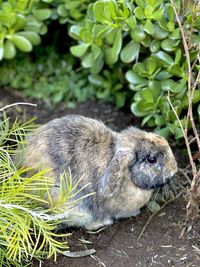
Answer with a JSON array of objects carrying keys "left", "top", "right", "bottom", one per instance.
[{"left": 0, "top": 102, "right": 37, "bottom": 112}]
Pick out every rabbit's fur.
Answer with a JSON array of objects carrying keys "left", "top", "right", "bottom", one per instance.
[{"left": 23, "top": 115, "right": 177, "bottom": 230}]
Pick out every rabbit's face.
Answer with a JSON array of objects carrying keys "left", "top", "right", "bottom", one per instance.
[{"left": 130, "top": 134, "right": 177, "bottom": 190}]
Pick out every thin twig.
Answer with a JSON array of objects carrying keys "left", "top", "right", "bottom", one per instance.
[
  {"left": 178, "top": 168, "right": 192, "bottom": 184},
  {"left": 167, "top": 94, "right": 197, "bottom": 175},
  {"left": 0, "top": 102, "right": 37, "bottom": 112},
  {"left": 137, "top": 192, "right": 182, "bottom": 241}
]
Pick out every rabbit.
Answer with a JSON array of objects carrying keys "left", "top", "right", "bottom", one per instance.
[{"left": 23, "top": 114, "right": 177, "bottom": 230}]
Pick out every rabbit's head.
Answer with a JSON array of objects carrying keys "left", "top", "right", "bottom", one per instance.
[
  {"left": 116, "top": 127, "right": 177, "bottom": 190},
  {"left": 119, "top": 128, "right": 177, "bottom": 190}
]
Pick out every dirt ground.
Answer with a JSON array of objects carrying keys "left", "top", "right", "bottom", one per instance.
[{"left": 1, "top": 89, "right": 200, "bottom": 267}]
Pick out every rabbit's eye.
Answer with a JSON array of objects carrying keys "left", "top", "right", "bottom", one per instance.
[{"left": 146, "top": 155, "right": 157, "bottom": 164}]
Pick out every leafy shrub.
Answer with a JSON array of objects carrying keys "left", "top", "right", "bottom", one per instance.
[
  {"left": 0, "top": 0, "right": 199, "bottom": 139},
  {"left": 0, "top": 0, "right": 51, "bottom": 60},
  {"left": 69, "top": 0, "right": 200, "bottom": 138},
  {"left": 0, "top": 114, "right": 82, "bottom": 266},
  {"left": 0, "top": 49, "right": 128, "bottom": 107}
]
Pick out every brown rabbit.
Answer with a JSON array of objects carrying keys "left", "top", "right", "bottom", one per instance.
[{"left": 22, "top": 115, "right": 177, "bottom": 230}]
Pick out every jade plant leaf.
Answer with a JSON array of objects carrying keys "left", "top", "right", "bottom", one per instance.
[
  {"left": 10, "top": 35, "right": 32, "bottom": 52},
  {"left": 120, "top": 40, "right": 140, "bottom": 63},
  {"left": 70, "top": 43, "right": 89, "bottom": 57}
]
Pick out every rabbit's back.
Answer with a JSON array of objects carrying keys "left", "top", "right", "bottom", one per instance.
[{"left": 25, "top": 115, "right": 115, "bottom": 188}]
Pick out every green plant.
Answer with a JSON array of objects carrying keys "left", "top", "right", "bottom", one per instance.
[
  {"left": 0, "top": 0, "right": 199, "bottom": 139},
  {"left": 0, "top": 113, "right": 84, "bottom": 266},
  {"left": 54, "top": 0, "right": 95, "bottom": 24},
  {"left": 69, "top": 0, "right": 200, "bottom": 139},
  {"left": 0, "top": 0, "right": 52, "bottom": 60},
  {"left": 0, "top": 51, "right": 98, "bottom": 107}
]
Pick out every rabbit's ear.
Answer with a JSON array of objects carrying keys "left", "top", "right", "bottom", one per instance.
[{"left": 98, "top": 150, "right": 134, "bottom": 200}]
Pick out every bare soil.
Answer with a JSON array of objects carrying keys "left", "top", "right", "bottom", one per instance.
[{"left": 1, "top": 88, "right": 200, "bottom": 267}]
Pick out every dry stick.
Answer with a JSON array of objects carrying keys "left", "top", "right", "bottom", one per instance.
[
  {"left": 137, "top": 192, "right": 182, "bottom": 241},
  {"left": 0, "top": 102, "right": 37, "bottom": 112}
]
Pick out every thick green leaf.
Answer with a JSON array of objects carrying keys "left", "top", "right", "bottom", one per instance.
[
  {"left": 70, "top": 43, "right": 89, "bottom": 57},
  {"left": 126, "top": 70, "right": 147, "bottom": 85},
  {"left": 17, "top": 31, "right": 41, "bottom": 45},
  {"left": 115, "top": 92, "right": 126, "bottom": 107},
  {"left": 174, "top": 126, "right": 183, "bottom": 139},
  {"left": 10, "top": 35, "right": 32, "bottom": 52},
  {"left": 152, "top": 7, "right": 164, "bottom": 21},
  {"left": 148, "top": 81, "right": 161, "bottom": 98},
  {"left": 82, "top": 52, "right": 93, "bottom": 68},
  {"left": 146, "top": 57, "right": 157, "bottom": 74},
  {"left": 131, "top": 102, "right": 150, "bottom": 116},
  {"left": 33, "top": 9, "right": 51, "bottom": 21},
  {"left": 193, "top": 90, "right": 200, "bottom": 104},
  {"left": 159, "top": 96, "right": 170, "bottom": 114},
  {"left": 126, "top": 16, "right": 136, "bottom": 29},
  {"left": 69, "top": 25, "right": 81, "bottom": 40},
  {"left": 152, "top": 25, "right": 168, "bottom": 40},
  {"left": 105, "top": 29, "right": 122, "bottom": 65},
  {"left": 80, "top": 29, "right": 93, "bottom": 43},
  {"left": 155, "top": 127, "right": 170, "bottom": 138},
  {"left": 161, "top": 79, "right": 176, "bottom": 92},
  {"left": 57, "top": 4, "right": 68, "bottom": 17},
  {"left": 167, "top": 21, "right": 175, "bottom": 31},
  {"left": 141, "top": 35, "right": 152, "bottom": 47},
  {"left": 168, "top": 63, "right": 184, "bottom": 77},
  {"left": 13, "top": 14, "right": 26, "bottom": 31},
  {"left": 167, "top": 5, "right": 175, "bottom": 21},
  {"left": 93, "top": 1, "right": 108, "bottom": 24},
  {"left": 131, "top": 25, "right": 146, "bottom": 42},
  {"left": 161, "top": 39, "right": 176, "bottom": 52},
  {"left": 150, "top": 40, "right": 160, "bottom": 52},
  {"left": 156, "top": 70, "right": 172, "bottom": 80},
  {"left": 171, "top": 79, "right": 187, "bottom": 93},
  {"left": 137, "top": 100, "right": 154, "bottom": 111},
  {"left": 135, "top": 0, "right": 146, "bottom": 9},
  {"left": 144, "top": 6, "right": 154, "bottom": 18},
  {"left": 90, "top": 46, "right": 104, "bottom": 73},
  {"left": 148, "top": 0, "right": 162, "bottom": 7},
  {"left": 88, "top": 74, "right": 104, "bottom": 86},
  {"left": 141, "top": 88, "right": 154, "bottom": 103},
  {"left": 132, "top": 62, "right": 145, "bottom": 74},
  {"left": 153, "top": 51, "right": 174, "bottom": 65},
  {"left": 3, "top": 39, "right": 16, "bottom": 59},
  {"left": 2, "top": 2, "right": 12, "bottom": 14},
  {"left": 120, "top": 40, "right": 140, "bottom": 63},
  {"left": 169, "top": 28, "right": 180, "bottom": 40},
  {"left": 94, "top": 25, "right": 110, "bottom": 40},
  {"left": 134, "top": 7, "right": 146, "bottom": 20},
  {"left": 155, "top": 115, "right": 165, "bottom": 126},
  {"left": 191, "top": 34, "right": 200, "bottom": 46},
  {"left": 104, "top": 1, "right": 118, "bottom": 21},
  {"left": 141, "top": 113, "right": 155, "bottom": 126},
  {"left": 25, "top": 16, "right": 42, "bottom": 33},
  {"left": 144, "top": 19, "right": 155, "bottom": 35}
]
